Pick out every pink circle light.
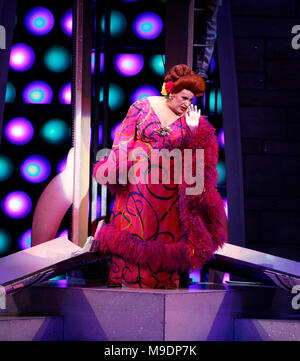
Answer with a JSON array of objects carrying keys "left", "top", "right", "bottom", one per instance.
[
  {"left": 1, "top": 191, "right": 32, "bottom": 219},
  {"left": 59, "top": 82, "right": 71, "bottom": 104},
  {"left": 61, "top": 9, "right": 72, "bottom": 37},
  {"left": 113, "top": 53, "right": 144, "bottom": 76},
  {"left": 4, "top": 117, "right": 34, "bottom": 145},
  {"left": 10, "top": 43, "right": 35, "bottom": 71}
]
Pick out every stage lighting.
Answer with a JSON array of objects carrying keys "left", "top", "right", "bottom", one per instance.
[
  {"left": 22, "top": 81, "right": 53, "bottom": 104},
  {"left": 44, "top": 45, "right": 71, "bottom": 73},
  {"left": 0, "top": 229, "right": 12, "bottom": 255},
  {"left": 202, "top": 92, "right": 206, "bottom": 110},
  {"left": 223, "top": 198, "right": 228, "bottom": 218},
  {"left": 216, "top": 160, "right": 226, "bottom": 185},
  {"left": 189, "top": 269, "right": 201, "bottom": 283},
  {"left": 20, "top": 155, "right": 51, "bottom": 184},
  {"left": 91, "top": 52, "right": 104, "bottom": 74},
  {"left": 5, "top": 82, "right": 16, "bottom": 103},
  {"left": 4, "top": 117, "right": 34, "bottom": 145},
  {"left": 97, "top": 195, "right": 101, "bottom": 219},
  {"left": 111, "top": 122, "right": 122, "bottom": 141},
  {"left": 99, "top": 83, "right": 125, "bottom": 111},
  {"left": 1, "top": 191, "right": 32, "bottom": 219},
  {"left": 60, "top": 8, "right": 72, "bottom": 37},
  {"left": 0, "top": 155, "right": 14, "bottom": 182},
  {"left": 57, "top": 229, "right": 69, "bottom": 238},
  {"left": 209, "top": 88, "right": 215, "bottom": 113},
  {"left": 218, "top": 128, "right": 225, "bottom": 149},
  {"left": 57, "top": 156, "right": 67, "bottom": 174},
  {"left": 113, "top": 53, "right": 144, "bottom": 76},
  {"left": 18, "top": 229, "right": 32, "bottom": 250},
  {"left": 40, "top": 118, "right": 69, "bottom": 144},
  {"left": 9, "top": 43, "right": 35, "bottom": 71},
  {"left": 98, "top": 124, "right": 103, "bottom": 145},
  {"left": 130, "top": 85, "right": 160, "bottom": 103},
  {"left": 132, "top": 12, "right": 163, "bottom": 40},
  {"left": 149, "top": 54, "right": 165, "bottom": 76},
  {"left": 210, "top": 55, "right": 216, "bottom": 74},
  {"left": 24, "top": 7, "right": 54, "bottom": 36},
  {"left": 58, "top": 82, "right": 71, "bottom": 104},
  {"left": 217, "top": 88, "right": 222, "bottom": 114},
  {"left": 101, "top": 10, "right": 127, "bottom": 38}
]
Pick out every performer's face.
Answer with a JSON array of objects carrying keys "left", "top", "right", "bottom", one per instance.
[{"left": 169, "top": 89, "right": 195, "bottom": 115}]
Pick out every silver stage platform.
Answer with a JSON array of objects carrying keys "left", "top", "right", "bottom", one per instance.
[
  {"left": 0, "top": 237, "right": 299, "bottom": 341},
  {"left": 1, "top": 280, "right": 299, "bottom": 341}
]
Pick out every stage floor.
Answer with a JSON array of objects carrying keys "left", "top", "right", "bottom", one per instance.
[{"left": 1, "top": 280, "right": 299, "bottom": 341}]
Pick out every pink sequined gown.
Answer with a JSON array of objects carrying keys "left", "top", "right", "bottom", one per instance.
[{"left": 93, "top": 97, "right": 227, "bottom": 288}]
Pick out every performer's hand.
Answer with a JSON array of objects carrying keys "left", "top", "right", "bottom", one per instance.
[{"left": 185, "top": 104, "right": 201, "bottom": 130}]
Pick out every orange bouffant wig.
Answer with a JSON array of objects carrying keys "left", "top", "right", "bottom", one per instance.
[{"left": 164, "top": 64, "right": 206, "bottom": 96}]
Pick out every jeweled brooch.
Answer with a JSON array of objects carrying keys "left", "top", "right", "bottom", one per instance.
[{"left": 153, "top": 125, "right": 171, "bottom": 137}]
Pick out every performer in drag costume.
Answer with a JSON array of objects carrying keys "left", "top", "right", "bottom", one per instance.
[{"left": 91, "top": 64, "right": 228, "bottom": 289}]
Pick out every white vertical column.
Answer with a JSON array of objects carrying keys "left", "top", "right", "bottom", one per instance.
[{"left": 72, "top": 0, "right": 92, "bottom": 246}]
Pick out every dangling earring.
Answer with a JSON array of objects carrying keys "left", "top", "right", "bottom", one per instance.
[{"left": 168, "top": 94, "right": 173, "bottom": 100}]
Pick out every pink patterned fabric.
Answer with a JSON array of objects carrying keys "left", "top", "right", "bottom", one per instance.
[{"left": 93, "top": 97, "right": 227, "bottom": 288}]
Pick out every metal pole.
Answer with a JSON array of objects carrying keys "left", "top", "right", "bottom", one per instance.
[{"left": 72, "top": 0, "right": 93, "bottom": 246}]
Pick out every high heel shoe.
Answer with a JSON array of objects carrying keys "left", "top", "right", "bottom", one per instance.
[
  {"left": 71, "top": 219, "right": 105, "bottom": 257},
  {"left": 71, "top": 236, "right": 95, "bottom": 257}
]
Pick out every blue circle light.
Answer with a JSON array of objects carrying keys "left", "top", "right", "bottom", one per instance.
[
  {"left": 99, "top": 83, "right": 125, "bottom": 111},
  {"left": 5, "top": 82, "right": 16, "bottom": 103},
  {"left": 149, "top": 54, "right": 165, "bottom": 76},
  {"left": 101, "top": 10, "right": 127, "bottom": 38},
  {"left": 18, "top": 229, "right": 32, "bottom": 250},
  {"left": 22, "top": 81, "right": 53, "bottom": 104},
  {"left": 0, "top": 155, "right": 14, "bottom": 182},
  {"left": 130, "top": 85, "right": 160, "bottom": 103},
  {"left": 20, "top": 155, "right": 51, "bottom": 183},
  {"left": 40, "top": 118, "right": 69, "bottom": 144},
  {"left": 0, "top": 229, "right": 12, "bottom": 255},
  {"left": 132, "top": 12, "right": 163, "bottom": 40},
  {"left": 216, "top": 160, "right": 226, "bottom": 185},
  {"left": 24, "top": 7, "right": 54, "bottom": 36},
  {"left": 44, "top": 45, "right": 71, "bottom": 72}
]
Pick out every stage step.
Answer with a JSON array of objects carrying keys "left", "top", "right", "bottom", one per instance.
[
  {"left": 0, "top": 315, "right": 63, "bottom": 341},
  {"left": 234, "top": 318, "right": 300, "bottom": 341},
  {"left": 1, "top": 281, "right": 299, "bottom": 341}
]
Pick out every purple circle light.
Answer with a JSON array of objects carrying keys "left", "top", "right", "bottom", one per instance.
[
  {"left": 22, "top": 81, "right": 53, "bottom": 104},
  {"left": 224, "top": 198, "right": 228, "bottom": 218},
  {"left": 18, "top": 229, "right": 32, "bottom": 250},
  {"left": 24, "top": 7, "right": 54, "bottom": 36},
  {"left": 57, "top": 229, "right": 69, "bottom": 238},
  {"left": 113, "top": 53, "right": 144, "bottom": 76},
  {"left": 218, "top": 128, "right": 225, "bottom": 148},
  {"left": 61, "top": 9, "right": 72, "bottom": 37},
  {"left": 57, "top": 156, "right": 67, "bottom": 174},
  {"left": 20, "top": 154, "right": 51, "bottom": 183},
  {"left": 59, "top": 82, "right": 71, "bottom": 104},
  {"left": 1, "top": 191, "right": 32, "bottom": 219},
  {"left": 130, "top": 85, "right": 160, "bottom": 103},
  {"left": 10, "top": 43, "right": 35, "bottom": 71},
  {"left": 132, "top": 12, "right": 163, "bottom": 40},
  {"left": 4, "top": 117, "right": 34, "bottom": 145}
]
